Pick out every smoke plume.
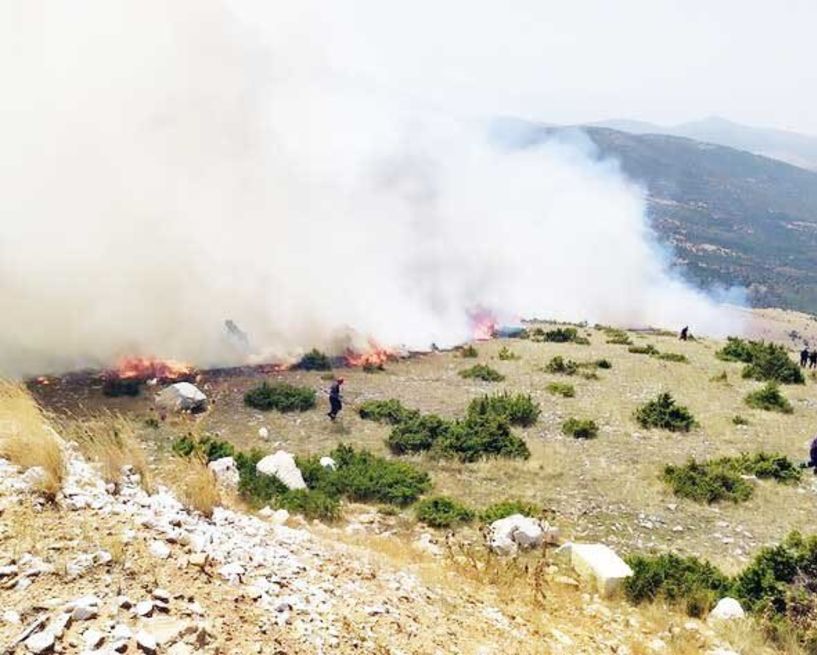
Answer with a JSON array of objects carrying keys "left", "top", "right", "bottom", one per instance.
[{"left": 0, "top": 1, "right": 742, "bottom": 377}]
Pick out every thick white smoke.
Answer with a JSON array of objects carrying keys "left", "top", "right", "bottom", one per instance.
[{"left": 0, "top": 1, "right": 742, "bottom": 377}]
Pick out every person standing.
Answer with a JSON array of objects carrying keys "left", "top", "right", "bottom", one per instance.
[
  {"left": 327, "top": 378, "right": 344, "bottom": 420},
  {"left": 679, "top": 326, "right": 689, "bottom": 341},
  {"left": 801, "top": 346, "right": 810, "bottom": 368},
  {"left": 810, "top": 350, "right": 817, "bottom": 370}
]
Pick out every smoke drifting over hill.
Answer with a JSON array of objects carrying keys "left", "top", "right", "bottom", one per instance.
[{"left": 0, "top": 1, "right": 743, "bottom": 377}]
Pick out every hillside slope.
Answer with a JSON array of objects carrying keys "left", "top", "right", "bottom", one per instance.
[{"left": 500, "top": 119, "right": 817, "bottom": 313}]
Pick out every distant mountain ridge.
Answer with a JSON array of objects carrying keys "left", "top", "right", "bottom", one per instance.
[
  {"left": 494, "top": 119, "right": 817, "bottom": 314},
  {"left": 588, "top": 116, "right": 817, "bottom": 171}
]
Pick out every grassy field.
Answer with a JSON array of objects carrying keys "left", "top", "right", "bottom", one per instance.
[{"left": 31, "top": 321, "right": 817, "bottom": 574}]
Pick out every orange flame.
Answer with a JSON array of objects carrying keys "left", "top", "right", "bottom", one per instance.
[
  {"left": 109, "top": 356, "right": 195, "bottom": 382},
  {"left": 343, "top": 340, "right": 395, "bottom": 368},
  {"left": 469, "top": 308, "right": 498, "bottom": 341}
]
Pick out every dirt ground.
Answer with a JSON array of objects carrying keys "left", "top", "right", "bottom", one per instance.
[{"left": 30, "top": 310, "right": 817, "bottom": 575}]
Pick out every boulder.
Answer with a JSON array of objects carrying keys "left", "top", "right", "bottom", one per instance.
[
  {"left": 487, "top": 514, "right": 559, "bottom": 555},
  {"left": 24, "top": 630, "right": 55, "bottom": 654},
  {"left": 149, "top": 540, "right": 171, "bottom": 560},
  {"left": 255, "top": 451, "right": 306, "bottom": 490},
  {"left": 208, "top": 457, "right": 239, "bottom": 488},
  {"left": 258, "top": 427, "right": 269, "bottom": 440},
  {"left": 709, "top": 597, "right": 745, "bottom": 621},
  {"left": 565, "top": 543, "right": 633, "bottom": 598},
  {"left": 155, "top": 383, "right": 207, "bottom": 413}
]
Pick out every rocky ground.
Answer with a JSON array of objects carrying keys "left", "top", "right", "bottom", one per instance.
[{"left": 1, "top": 439, "right": 755, "bottom": 654}]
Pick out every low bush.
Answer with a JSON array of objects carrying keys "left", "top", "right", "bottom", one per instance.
[
  {"left": 244, "top": 382, "right": 316, "bottom": 412},
  {"left": 657, "top": 352, "right": 688, "bottom": 363},
  {"left": 625, "top": 553, "right": 731, "bottom": 617},
  {"left": 735, "top": 452, "right": 801, "bottom": 483},
  {"left": 732, "top": 415, "right": 749, "bottom": 425},
  {"left": 663, "top": 459, "right": 754, "bottom": 503},
  {"left": 595, "top": 359, "right": 612, "bottom": 369},
  {"left": 466, "top": 392, "right": 540, "bottom": 427},
  {"left": 573, "top": 335, "right": 591, "bottom": 345},
  {"left": 459, "top": 344, "right": 479, "bottom": 358},
  {"left": 562, "top": 418, "right": 599, "bottom": 439},
  {"left": 387, "top": 413, "right": 451, "bottom": 455},
  {"left": 497, "top": 346, "right": 519, "bottom": 361},
  {"left": 296, "top": 348, "right": 332, "bottom": 371},
  {"left": 745, "top": 382, "right": 793, "bottom": 414},
  {"left": 436, "top": 413, "right": 530, "bottom": 462},
  {"left": 479, "top": 499, "right": 540, "bottom": 524},
  {"left": 102, "top": 378, "right": 141, "bottom": 397},
  {"left": 710, "top": 371, "right": 729, "bottom": 383},
  {"left": 172, "top": 434, "right": 236, "bottom": 462},
  {"left": 717, "top": 337, "right": 804, "bottom": 384},
  {"left": 628, "top": 344, "right": 659, "bottom": 356},
  {"left": 546, "top": 382, "right": 575, "bottom": 398},
  {"left": 459, "top": 364, "right": 505, "bottom": 382},
  {"left": 358, "top": 399, "right": 419, "bottom": 425},
  {"left": 416, "top": 496, "right": 474, "bottom": 528},
  {"left": 545, "top": 356, "right": 578, "bottom": 375},
  {"left": 605, "top": 329, "right": 633, "bottom": 345},
  {"left": 542, "top": 327, "right": 578, "bottom": 343},
  {"left": 634, "top": 392, "right": 697, "bottom": 432}
]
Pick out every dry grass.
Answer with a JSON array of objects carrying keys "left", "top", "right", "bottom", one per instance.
[
  {"left": 0, "top": 380, "right": 66, "bottom": 499},
  {"left": 175, "top": 456, "right": 221, "bottom": 518},
  {"left": 59, "top": 409, "right": 153, "bottom": 493}
]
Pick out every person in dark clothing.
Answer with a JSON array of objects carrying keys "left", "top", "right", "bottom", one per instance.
[
  {"left": 327, "top": 378, "right": 344, "bottom": 420},
  {"left": 803, "top": 435, "right": 817, "bottom": 474},
  {"left": 679, "top": 326, "right": 689, "bottom": 341},
  {"left": 810, "top": 351, "right": 817, "bottom": 369},
  {"left": 801, "top": 347, "right": 810, "bottom": 368}
]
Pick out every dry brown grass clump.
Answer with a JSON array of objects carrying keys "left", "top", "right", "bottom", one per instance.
[
  {"left": 176, "top": 456, "right": 221, "bottom": 518},
  {"left": 0, "top": 380, "right": 66, "bottom": 499},
  {"left": 59, "top": 409, "right": 153, "bottom": 493}
]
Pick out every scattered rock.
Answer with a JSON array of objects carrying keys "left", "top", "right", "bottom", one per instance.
[
  {"left": 24, "top": 630, "right": 55, "bottom": 654},
  {"left": 487, "top": 514, "right": 558, "bottom": 555},
  {"left": 218, "top": 562, "right": 245, "bottom": 584},
  {"left": 564, "top": 543, "right": 633, "bottom": 598},
  {"left": 208, "top": 457, "right": 239, "bottom": 488},
  {"left": 319, "top": 456, "right": 337, "bottom": 470},
  {"left": 255, "top": 451, "right": 306, "bottom": 490},
  {"left": 84, "top": 628, "right": 105, "bottom": 650},
  {"left": 709, "top": 597, "right": 745, "bottom": 621},
  {"left": 135, "top": 630, "right": 158, "bottom": 653},
  {"left": 70, "top": 595, "right": 100, "bottom": 621},
  {"left": 155, "top": 382, "right": 208, "bottom": 413},
  {"left": 149, "top": 540, "right": 171, "bottom": 559},
  {"left": 188, "top": 552, "right": 208, "bottom": 567},
  {"left": 152, "top": 588, "right": 171, "bottom": 603},
  {"left": 135, "top": 600, "right": 154, "bottom": 617},
  {"left": 258, "top": 427, "right": 269, "bottom": 440}
]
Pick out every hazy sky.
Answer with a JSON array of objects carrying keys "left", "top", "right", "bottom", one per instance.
[{"left": 299, "top": 0, "right": 817, "bottom": 134}]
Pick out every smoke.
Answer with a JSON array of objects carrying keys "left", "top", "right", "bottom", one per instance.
[{"left": 0, "top": 1, "right": 743, "bottom": 377}]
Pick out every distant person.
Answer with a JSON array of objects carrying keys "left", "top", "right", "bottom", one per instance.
[
  {"left": 809, "top": 350, "right": 817, "bottom": 369},
  {"left": 679, "top": 326, "right": 689, "bottom": 341},
  {"left": 801, "top": 347, "right": 810, "bottom": 368},
  {"left": 327, "top": 378, "right": 344, "bottom": 421},
  {"left": 804, "top": 435, "right": 817, "bottom": 474}
]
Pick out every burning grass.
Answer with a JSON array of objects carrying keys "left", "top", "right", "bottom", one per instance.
[{"left": 0, "top": 380, "right": 66, "bottom": 499}]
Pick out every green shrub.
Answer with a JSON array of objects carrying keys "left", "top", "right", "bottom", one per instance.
[
  {"left": 573, "top": 336, "right": 591, "bottom": 345},
  {"left": 102, "top": 378, "right": 141, "bottom": 397},
  {"left": 466, "top": 392, "right": 540, "bottom": 427},
  {"left": 710, "top": 371, "right": 729, "bottom": 383},
  {"left": 634, "top": 392, "right": 697, "bottom": 432},
  {"left": 605, "top": 329, "right": 633, "bottom": 345},
  {"left": 545, "top": 356, "right": 578, "bottom": 375},
  {"left": 459, "top": 344, "right": 479, "bottom": 358},
  {"left": 497, "top": 346, "right": 519, "bottom": 361},
  {"left": 595, "top": 359, "right": 612, "bottom": 369},
  {"left": 717, "top": 337, "right": 804, "bottom": 384},
  {"left": 735, "top": 452, "right": 801, "bottom": 483},
  {"left": 663, "top": 459, "right": 754, "bottom": 503},
  {"left": 628, "top": 344, "right": 659, "bottom": 355},
  {"left": 459, "top": 364, "right": 505, "bottom": 382},
  {"left": 732, "top": 415, "right": 749, "bottom": 425},
  {"left": 625, "top": 553, "right": 731, "bottom": 617},
  {"left": 542, "top": 327, "right": 578, "bottom": 343},
  {"left": 479, "top": 500, "right": 540, "bottom": 524},
  {"left": 562, "top": 418, "right": 599, "bottom": 439},
  {"left": 327, "top": 444, "right": 431, "bottom": 506},
  {"left": 546, "top": 382, "right": 575, "bottom": 398},
  {"left": 144, "top": 417, "right": 160, "bottom": 429},
  {"left": 657, "top": 352, "right": 688, "bottom": 363},
  {"left": 296, "top": 348, "right": 332, "bottom": 371},
  {"left": 172, "top": 434, "right": 236, "bottom": 462},
  {"left": 387, "top": 413, "right": 451, "bottom": 455},
  {"left": 416, "top": 496, "right": 474, "bottom": 528},
  {"left": 745, "top": 383, "right": 793, "bottom": 414},
  {"left": 244, "top": 382, "right": 316, "bottom": 412},
  {"left": 358, "top": 399, "right": 419, "bottom": 425},
  {"left": 436, "top": 413, "right": 530, "bottom": 462},
  {"left": 274, "top": 489, "right": 342, "bottom": 520}
]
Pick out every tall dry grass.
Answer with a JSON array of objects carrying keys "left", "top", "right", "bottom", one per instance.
[
  {"left": 59, "top": 409, "right": 153, "bottom": 493},
  {"left": 164, "top": 455, "right": 221, "bottom": 518},
  {"left": 0, "top": 380, "right": 66, "bottom": 499}
]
